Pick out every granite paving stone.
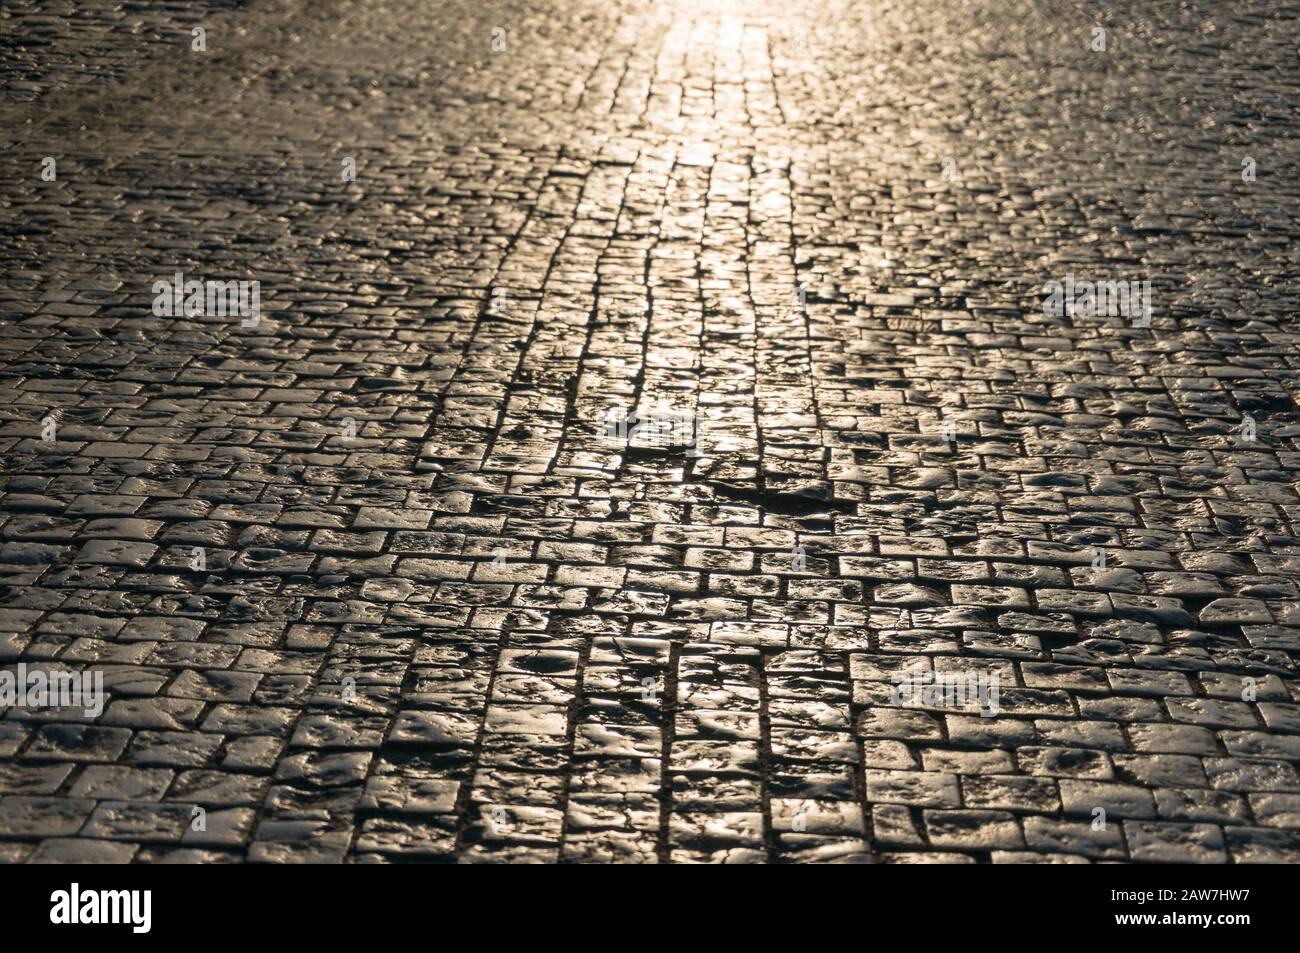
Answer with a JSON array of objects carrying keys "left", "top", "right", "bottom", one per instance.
[{"left": 1, "top": 0, "right": 1299, "bottom": 863}]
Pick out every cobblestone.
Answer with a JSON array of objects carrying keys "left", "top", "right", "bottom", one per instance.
[{"left": 1, "top": 0, "right": 1299, "bottom": 863}]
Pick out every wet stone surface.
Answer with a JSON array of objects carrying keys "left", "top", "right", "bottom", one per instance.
[{"left": 1, "top": 0, "right": 1299, "bottom": 862}]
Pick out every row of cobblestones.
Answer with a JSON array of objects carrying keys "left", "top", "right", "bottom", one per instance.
[{"left": 1, "top": 0, "right": 1299, "bottom": 862}]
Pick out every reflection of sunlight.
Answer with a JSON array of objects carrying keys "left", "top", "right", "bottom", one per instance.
[
  {"left": 664, "top": 0, "right": 758, "bottom": 12},
  {"left": 717, "top": 16, "right": 746, "bottom": 48},
  {"left": 755, "top": 190, "right": 791, "bottom": 217}
]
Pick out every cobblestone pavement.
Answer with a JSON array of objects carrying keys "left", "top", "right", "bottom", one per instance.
[{"left": 1, "top": 0, "right": 1299, "bottom": 863}]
